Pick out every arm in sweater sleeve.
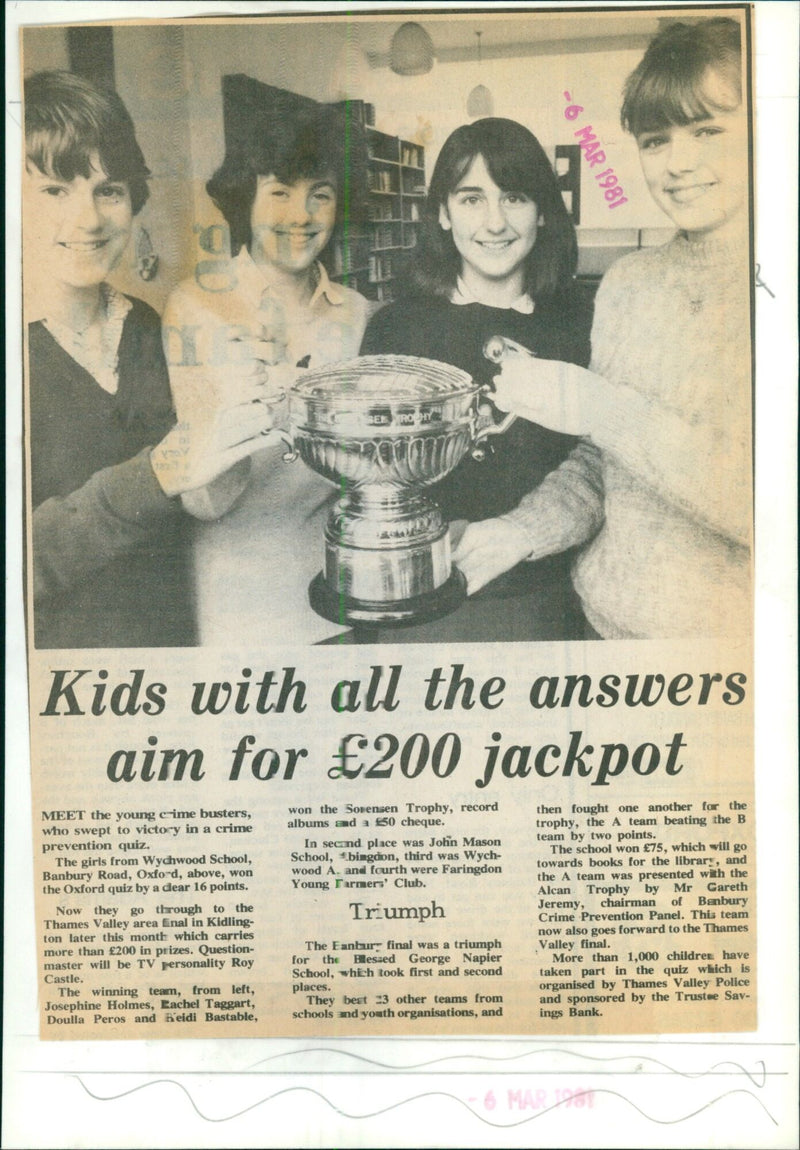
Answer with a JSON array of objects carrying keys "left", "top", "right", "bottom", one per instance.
[
  {"left": 582, "top": 374, "right": 751, "bottom": 548},
  {"left": 33, "top": 448, "right": 181, "bottom": 600},
  {"left": 586, "top": 265, "right": 751, "bottom": 549},
  {"left": 500, "top": 439, "right": 605, "bottom": 558}
]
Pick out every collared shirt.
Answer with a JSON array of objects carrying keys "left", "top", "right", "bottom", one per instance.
[
  {"left": 234, "top": 246, "right": 350, "bottom": 309},
  {"left": 228, "top": 247, "right": 369, "bottom": 369},
  {"left": 163, "top": 249, "right": 370, "bottom": 646},
  {"left": 452, "top": 276, "right": 535, "bottom": 315}
]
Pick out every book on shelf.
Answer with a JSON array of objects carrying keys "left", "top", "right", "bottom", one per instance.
[
  {"left": 368, "top": 199, "right": 399, "bottom": 222},
  {"left": 401, "top": 170, "right": 425, "bottom": 195},
  {"left": 369, "top": 169, "right": 399, "bottom": 193},
  {"left": 400, "top": 143, "right": 422, "bottom": 168},
  {"left": 337, "top": 126, "right": 425, "bottom": 298},
  {"left": 372, "top": 222, "right": 401, "bottom": 249},
  {"left": 368, "top": 252, "right": 395, "bottom": 282}
]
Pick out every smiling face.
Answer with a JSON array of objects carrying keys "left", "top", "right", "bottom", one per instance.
[
  {"left": 636, "top": 70, "right": 747, "bottom": 240},
  {"left": 25, "top": 152, "right": 133, "bottom": 291},
  {"left": 250, "top": 174, "right": 337, "bottom": 275},
  {"left": 439, "top": 154, "right": 539, "bottom": 298}
]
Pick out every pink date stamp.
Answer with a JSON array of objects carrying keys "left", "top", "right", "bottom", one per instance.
[
  {"left": 563, "top": 92, "right": 628, "bottom": 209},
  {"left": 468, "top": 1085, "right": 597, "bottom": 1113}
]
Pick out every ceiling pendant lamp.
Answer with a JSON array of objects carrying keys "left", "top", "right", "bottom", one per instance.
[
  {"left": 390, "top": 21, "right": 435, "bottom": 76},
  {"left": 328, "top": 31, "right": 371, "bottom": 101},
  {"left": 466, "top": 31, "right": 494, "bottom": 118}
]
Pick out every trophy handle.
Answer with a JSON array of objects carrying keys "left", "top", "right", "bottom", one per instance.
[
  {"left": 469, "top": 333, "right": 536, "bottom": 460},
  {"left": 471, "top": 404, "right": 517, "bottom": 461},
  {"left": 257, "top": 391, "right": 298, "bottom": 461},
  {"left": 277, "top": 429, "right": 298, "bottom": 463},
  {"left": 483, "top": 334, "right": 535, "bottom": 363}
]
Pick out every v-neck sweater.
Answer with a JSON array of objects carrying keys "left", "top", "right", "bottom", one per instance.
[{"left": 29, "top": 296, "right": 195, "bottom": 648}]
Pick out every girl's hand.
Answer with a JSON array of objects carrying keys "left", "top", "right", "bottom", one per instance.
[
  {"left": 487, "top": 337, "right": 591, "bottom": 437},
  {"left": 222, "top": 334, "right": 294, "bottom": 396},
  {"left": 452, "top": 518, "right": 532, "bottom": 595},
  {"left": 151, "top": 385, "right": 283, "bottom": 497},
  {"left": 158, "top": 324, "right": 309, "bottom": 502}
]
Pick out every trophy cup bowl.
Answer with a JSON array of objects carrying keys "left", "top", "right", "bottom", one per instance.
[{"left": 283, "top": 354, "right": 514, "bottom": 627}]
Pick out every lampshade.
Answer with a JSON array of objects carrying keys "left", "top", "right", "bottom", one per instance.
[
  {"left": 467, "top": 83, "right": 494, "bottom": 118},
  {"left": 390, "top": 22, "right": 435, "bottom": 76},
  {"left": 328, "top": 35, "right": 371, "bottom": 101},
  {"left": 466, "top": 30, "right": 494, "bottom": 119}
]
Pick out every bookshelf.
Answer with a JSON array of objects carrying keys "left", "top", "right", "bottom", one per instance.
[{"left": 334, "top": 123, "right": 425, "bottom": 303}]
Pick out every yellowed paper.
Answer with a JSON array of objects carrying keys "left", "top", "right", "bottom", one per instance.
[
  {"left": 29, "top": 640, "right": 755, "bottom": 1039},
  {"left": 7, "top": 3, "right": 798, "bottom": 1148}
]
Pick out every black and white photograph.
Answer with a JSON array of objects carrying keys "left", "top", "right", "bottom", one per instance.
[
  {"left": 5, "top": 4, "right": 797, "bottom": 1150},
  {"left": 22, "top": 6, "right": 753, "bottom": 648}
]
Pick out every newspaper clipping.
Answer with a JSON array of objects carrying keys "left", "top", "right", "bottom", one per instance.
[{"left": 20, "top": 2, "right": 760, "bottom": 1055}]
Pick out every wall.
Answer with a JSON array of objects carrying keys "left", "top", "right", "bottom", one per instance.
[
  {"left": 113, "top": 25, "right": 194, "bottom": 310},
  {"left": 179, "top": 21, "right": 669, "bottom": 231},
  {"left": 20, "top": 18, "right": 676, "bottom": 308},
  {"left": 365, "top": 48, "right": 669, "bottom": 234},
  {"left": 21, "top": 26, "right": 69, "bottom": 72}
]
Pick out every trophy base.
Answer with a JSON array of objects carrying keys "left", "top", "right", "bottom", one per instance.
[{"left": 309, "top": 569, "right": 467, "bottom": 628}]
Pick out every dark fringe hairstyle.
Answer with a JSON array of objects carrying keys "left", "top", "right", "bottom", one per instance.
[
  {"left": 621, "top": 17, "right": 742, "bottom": 137},
  {"left": 206, "top": 103, "right": 368, "bottom": 256},
  {"left": 401, "top": 118, "right": 577, "bottom": 303},
  {"left": 25, "top": 70, "right": 151, "bottom": 215}
]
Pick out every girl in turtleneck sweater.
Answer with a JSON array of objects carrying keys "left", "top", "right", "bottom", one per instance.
[{"left": 491, "top": 17, "right": 752, "bottom": 639}]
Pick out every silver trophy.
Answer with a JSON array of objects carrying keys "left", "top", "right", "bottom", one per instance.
[{"left": 279, "top": 354, "right": 514, "bottom": 626}]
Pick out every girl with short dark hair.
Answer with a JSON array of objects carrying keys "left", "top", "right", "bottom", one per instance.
[
  {"left": 205, "top": 102, "right": 368, "bottom": 261},
  {"left": 164, "top": 100, "right": 371, "bottom": 644}
]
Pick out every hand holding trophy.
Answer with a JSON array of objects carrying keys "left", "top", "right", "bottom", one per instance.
[{"left": 274, "top": 354, "right": 515, "bottom": 626}]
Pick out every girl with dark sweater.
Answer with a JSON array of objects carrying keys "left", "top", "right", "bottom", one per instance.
[{"left": 360, "top": 118, "right": 603, "bottom": 641}]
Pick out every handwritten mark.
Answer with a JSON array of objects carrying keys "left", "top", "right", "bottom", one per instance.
[
  {"left": 755, "top": 264, "right": 775, "bottom": 298},
  {"left": 244, "top": 1046, "right": 768, "bottom": 1088},
  {"left": 71, "top": 1076, "right": 778, "bottom": 1128}
]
